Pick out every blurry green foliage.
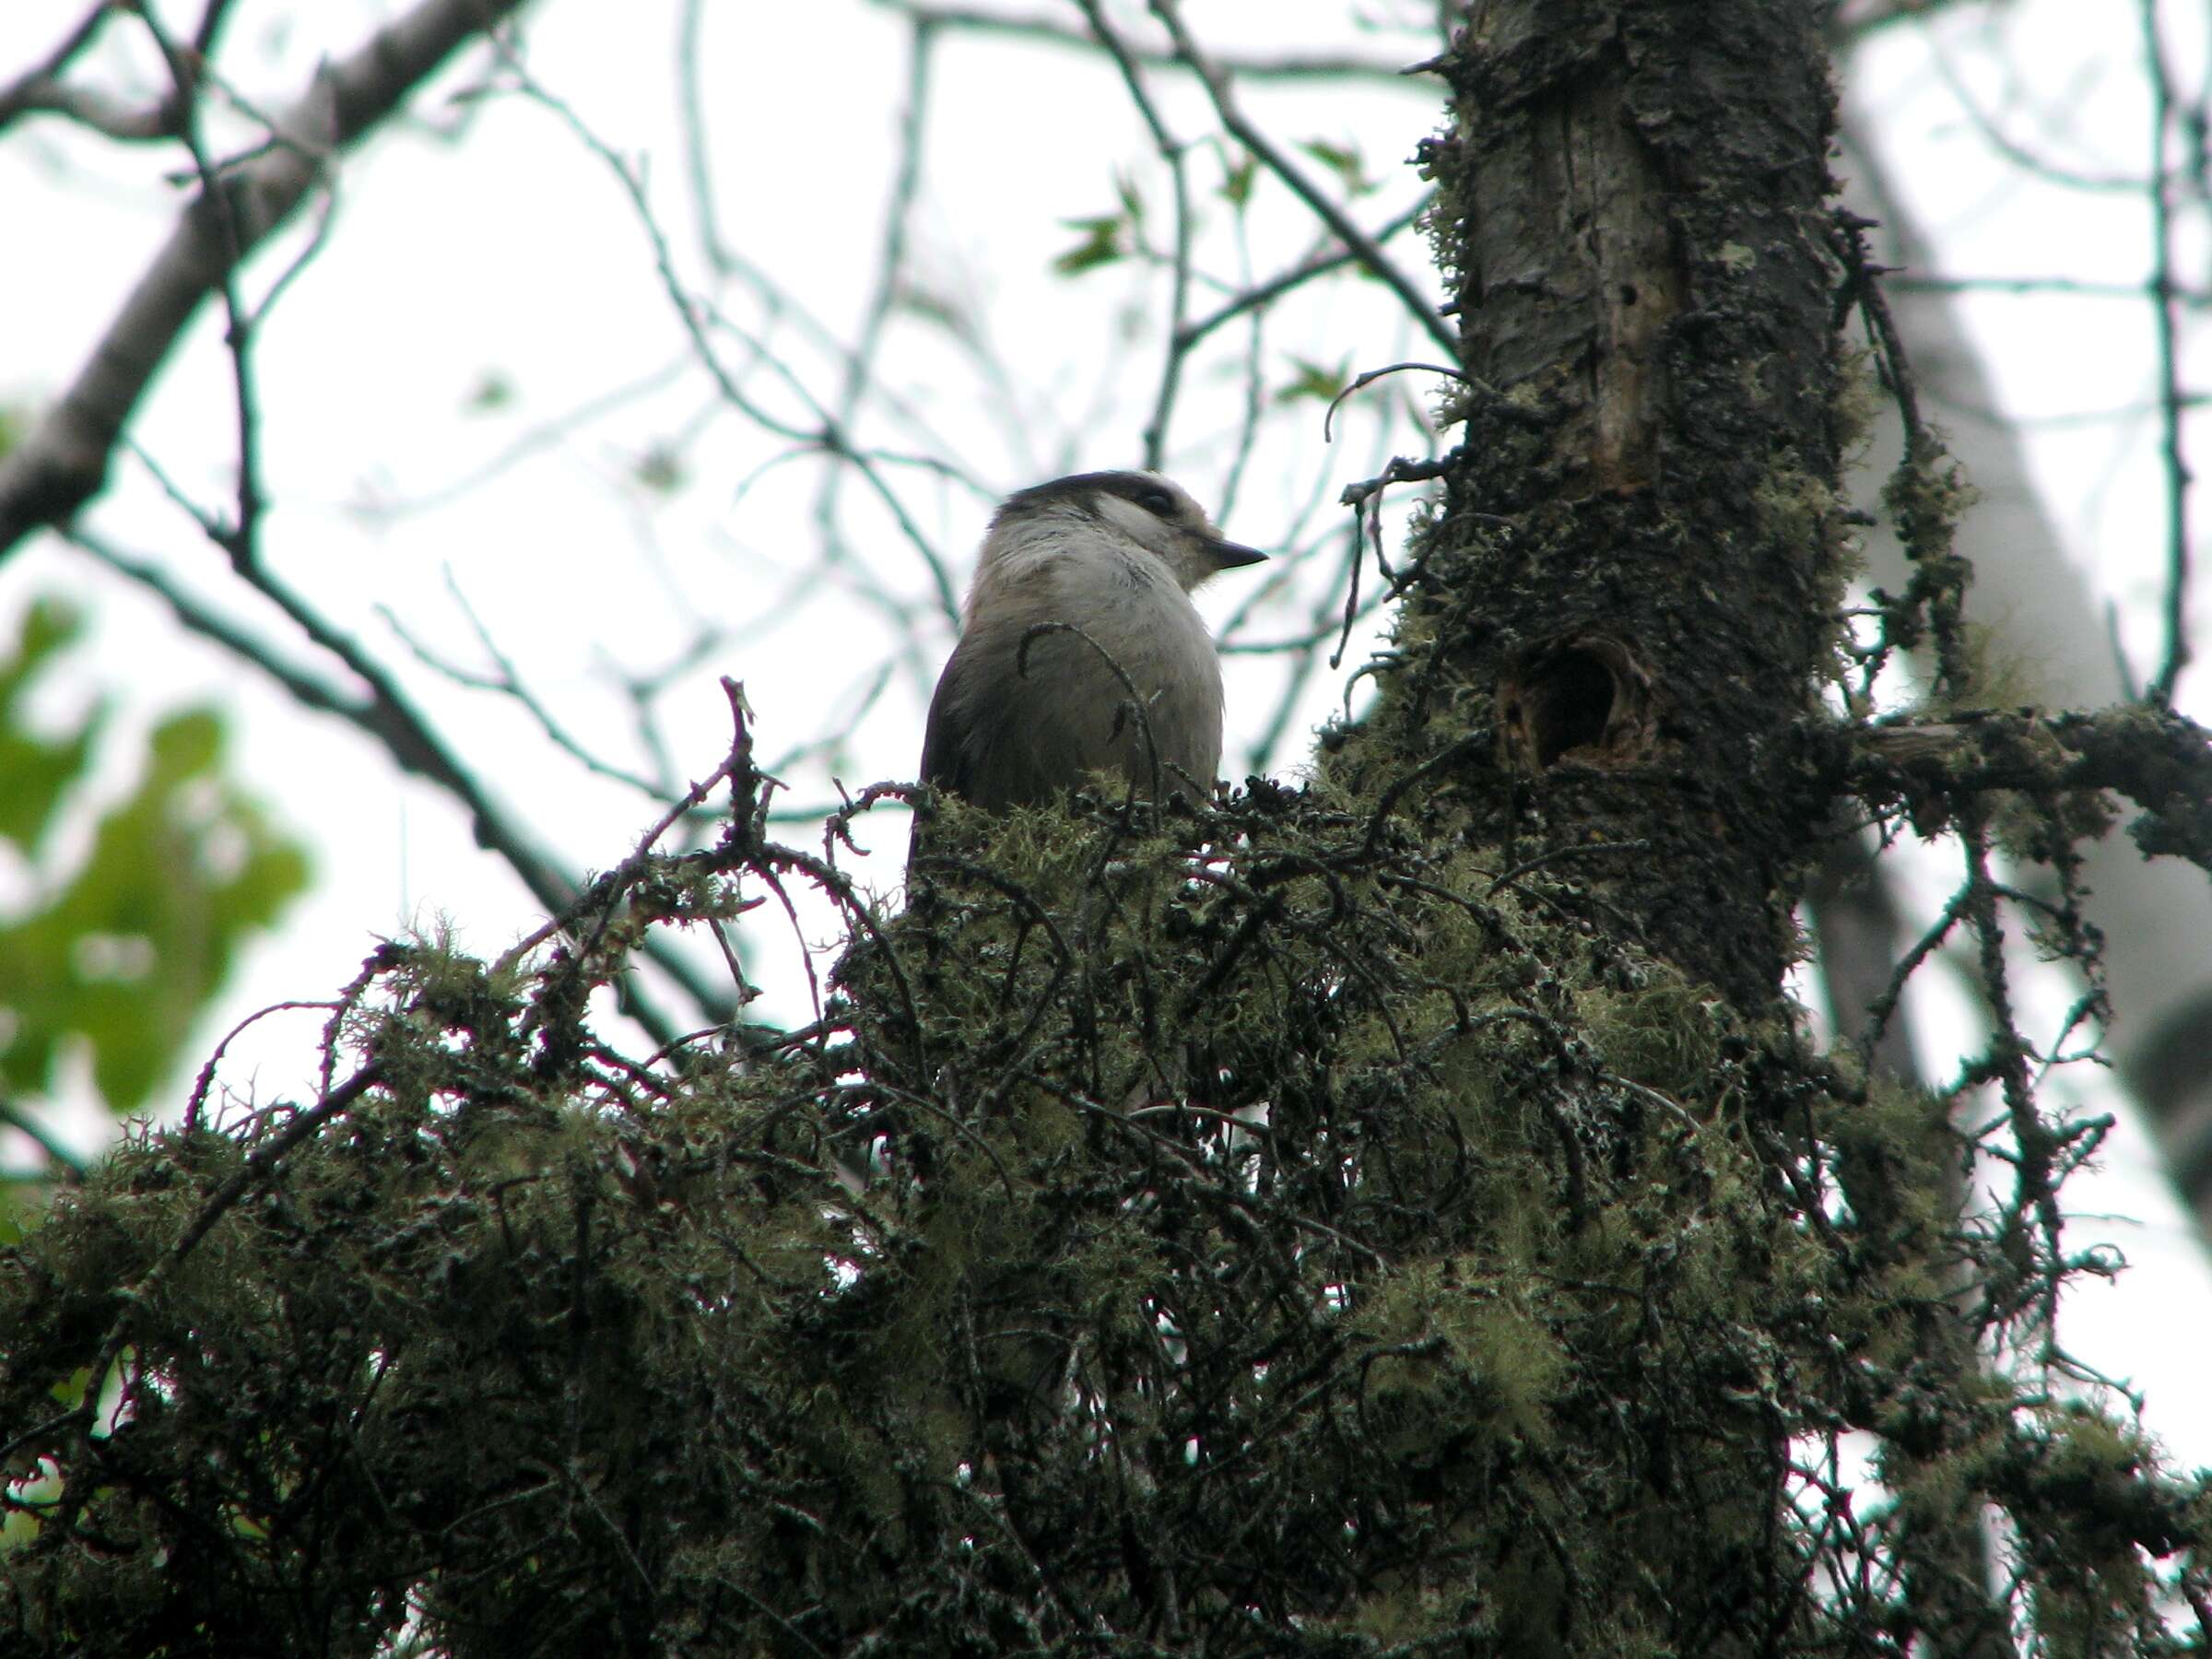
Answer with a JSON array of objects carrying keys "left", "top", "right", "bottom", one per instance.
[
  {"left": 1299, "top": 136, "right": 1375, "bottom": 196},
  {"left": 1218, "top": 146, "right": 1258, "bottom": 207},
  {"left": 1053, "top": 210, "right": 1128, "bottom": 276},
  {"left": 461, "top": 368, "right": 515, "bottom": 413},
  {"left": 0, "top": 598, "right": 311, "bottom": 1131},
  {"left": 1275, "top": 353, "right": 1351, "bottom": 405},
  {"left": 1112, "top": 167, "right": 1145, "bottom": 228}
]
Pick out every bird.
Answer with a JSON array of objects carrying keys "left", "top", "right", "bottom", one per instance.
[{"left": 915, "top": 471, "right": 1265, "bottom": 830}]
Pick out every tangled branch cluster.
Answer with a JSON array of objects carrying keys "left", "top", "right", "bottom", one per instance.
[{"left": 3, "top": 676, "right": 2204, "bottom": 1656}]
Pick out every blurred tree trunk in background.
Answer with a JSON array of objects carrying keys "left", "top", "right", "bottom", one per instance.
[{"left": 1837, "top": 82, "right": 2212, "bottom": 1238}]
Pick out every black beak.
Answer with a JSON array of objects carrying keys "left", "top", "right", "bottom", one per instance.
[{"left": 1206, "top": 537, "right": 1267, "bottom": 571}]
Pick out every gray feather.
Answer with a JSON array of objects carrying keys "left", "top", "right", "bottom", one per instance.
[{"left": 910, "top": 471, "right": 1256, "bottom": 860}]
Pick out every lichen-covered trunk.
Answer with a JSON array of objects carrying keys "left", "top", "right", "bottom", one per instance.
[
  {"left": 1312, "top": 1, "right": 1853, "bottom": 1646},
  {"left": 9, "top": 9, "right": 2056, "bottom": 1659},
  {"left": 1355, "top": 0, "right": 1846, "bottom": 1012}
]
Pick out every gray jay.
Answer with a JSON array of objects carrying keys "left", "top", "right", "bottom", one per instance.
[{"left": 916, "top": 470, "right": 1265, "bottom": 819}]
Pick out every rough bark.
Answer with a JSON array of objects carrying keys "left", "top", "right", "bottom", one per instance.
[
  {"left": 3, "top": 6, "right": 2207, "bottom": 1657},
  {"left": 1316, "top": 3, "right": 1847, "bottom": 1645},
  {"left": 1384, "top": 0, "right": 1846, "bottom": 1014}
]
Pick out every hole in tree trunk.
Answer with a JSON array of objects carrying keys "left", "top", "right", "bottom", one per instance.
[{"left": 1497, "top": 635, "right": 1657, "bottom": 771}]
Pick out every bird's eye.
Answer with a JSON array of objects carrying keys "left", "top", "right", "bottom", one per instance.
[{"left": 1134, "top": 486, "right": 1178, "bottom": 517}]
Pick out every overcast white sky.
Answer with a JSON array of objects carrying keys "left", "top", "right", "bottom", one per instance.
[{"left": 2, "top": 0, "right": 2209, "bottom": 1466}]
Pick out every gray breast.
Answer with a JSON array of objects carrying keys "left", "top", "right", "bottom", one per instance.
[{"left": 919, "top": 571, "right": 1224, "bottom": 810}]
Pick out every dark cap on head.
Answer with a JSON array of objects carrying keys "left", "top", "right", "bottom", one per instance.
[
  {"left": 994, "top": 470, "right": 1265, "bottom": 568},
  {"left": 995, "top": 469, "right": 1169, "bottom": 522}
]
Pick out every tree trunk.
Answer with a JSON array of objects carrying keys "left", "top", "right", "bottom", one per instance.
[
  {"left": 5, "top": 6, "right": 2206, "bottom": 1656},
  {"left": 1401, "top": 0, "right": 1844, "bottom": 1009},
  {"left": 1312, "top": 3, "right": 1845, "bottom": 1645}
]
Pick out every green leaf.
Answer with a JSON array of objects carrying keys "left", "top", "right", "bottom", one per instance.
[
  {"left": 1053, "top": 214, "right": 1127, "bottom": 277},
  {"left": 0, "top": 599, "right": 103, "bottom": 855},
  {"left": 1300, "top": 137, "right": 1375, "bottom": 198},
  {"left": 1113, "top": 170, "right": 1146, "bottom": 229},
  {"left": 1218, "top": 147, "right": 1258, "bottom": 209},
  {"left": 0, "top": 617, "right": 312, "bottom": 1120},
  {"left": 634, "top": 445, "right": 685, "bottom": 494},
  {"left": 464, "top": 370, "right": 516, "bottom": 413},
  {"left": 1274, "top": 355, "right": 1352, "bottom": 406},
  {"left": 146, "top": 705, "right": 221, "bottom": 782}
]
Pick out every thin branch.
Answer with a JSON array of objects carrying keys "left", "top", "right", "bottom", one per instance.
[
  {"left": 1888, "top": 272, "right": 2212, "bottom": 304},
  {"left": 1177, "top": 194, "right": 1431, "bottom": 353},
  {"left": 72, "top": 524, "right": 721, "bottom": 1045},
  {"left": 500, "top": 53, "right": 964, "bottom": 626},
  {"left": 1076, "top": 0, "right": 1194, "bottom": 468},
  {"left": 808, "top": 15, "right": 940, "bottom": 593},
  {"left": 70, "top": 530, "right": 355, "bottom": 715},
  {"left": 0, "top": 0, "right": 539, "bottom": 559},
  {"left": 1146, "top": 0, "right": 1456, "bottom": 359},
  {"left": 0, "top": 1099, "right": 89, "bottom": 1182},
  {"left": 2143, "top": 0, "right": 2194, "bottom": 705},
  {"left": 376, "top": 572, "right": 673, "bottom": 803},
  {"left": 134, "top": 2, "right": 268, "bottom": 568},
  {"left": 0, "top": 6, "right": 121, "bottom": 137},
  {"left": 861, "top": 2, "right": 1420, "bottom": 82}
]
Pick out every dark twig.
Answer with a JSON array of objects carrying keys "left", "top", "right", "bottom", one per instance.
[
  {"left": 1146, "top": 0, "right": 1457, "bottom": 359},
  {"left": 2143, "top": 0, "right": 2194, "bottom": 705},
  {"left": 0, "top": 7, "right": 122, "bottom": 136},
  {"left": 0, "top": 0, "right": 535, "bottom": 558},
  {"left": 1077, "top": 0, "right": 1194, "bottom": 469},
  {"left": 1178, "top": 197, "right": 1432, "bottom": 354},
  {"left": 0, "top": 1099, "right": 89, "bottom": 1181},
  {"left": 0, "top": 0, "right": 237, "bottom": 140},
  {"left": 1322, "top": 361, "right": 1471, "bottom": 442}
]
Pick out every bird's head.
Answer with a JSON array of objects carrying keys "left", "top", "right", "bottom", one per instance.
[{"left": 981, "top": 470, "right": 1265, "bottom": 595}]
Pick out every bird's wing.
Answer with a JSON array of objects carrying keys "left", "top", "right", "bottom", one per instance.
[
  {"left": 917, "top": 637, "right": 981, "bottom": 800},
  {"left": 919, "top": 621, "right": 1095, "bottom": 810}
]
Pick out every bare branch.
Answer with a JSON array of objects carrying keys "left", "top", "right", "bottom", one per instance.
[
  {"left": 1146, "top": 0, "right": 1457, "bottom": 359},
  {"left": 1177, "top": 194, "right": 1430, "bottom": 354},
  {"left": 0, "top": 0, "right": 538, "bottom": 559},
  {"left": 500, "top": 53, "right": 965, "bottom": 625},
  {"left": 863, "top": 1, "right": 1420, "bottom": 82},
  {"left": 2143, "top": 0, "right": 2194, "bottom": 705},
  {"left": 0, "top": 5, "right": 199, "bottom": 141},
  {"left": 71, "top": 526, "right": 727, "bottom": 1045},
  {"left": 1074, "top": 0, "right": 1194, "bottom": 468},
  {"left": 0, "top": 1097, "right": 89, "bottom": 1181},
  {"left": 807, "top": 15, "right": 941, "bottom": 598},
  {"left": 377, "top": 575, "right": 675, "bottom": 805}
]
